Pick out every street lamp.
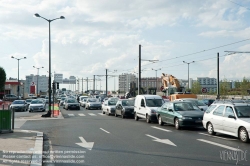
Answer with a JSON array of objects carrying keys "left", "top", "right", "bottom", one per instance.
[
  {"left": 34, "top": 13, "right": 65, "bottom": 116},
  {"left": 183, "top": 61, "right": 195, "bottom": 89},
  {"left": 152, "top": 68, "right": 161, "bottom": 93},
  {"left": 11, "top": 56, "right": 26, "bottom": 98},
  {"left": 33, "top": 66, "right": 44, "bottom": 96}
]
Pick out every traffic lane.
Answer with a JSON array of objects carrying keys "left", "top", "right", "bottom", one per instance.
[
  {"left": 94, "top": 115, "right": 250, "bottom": 166},
  {"left": 14, "top": 110, "right": 45, "bottom": 118}
]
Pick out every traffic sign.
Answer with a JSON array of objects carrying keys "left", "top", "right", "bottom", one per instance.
[{"left": 202, "top": 88, "right": 207, "bottom": 93}]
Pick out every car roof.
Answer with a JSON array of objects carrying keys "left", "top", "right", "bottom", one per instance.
[{"left": 138, "top": 95, "right": 162, "bottom": 99}]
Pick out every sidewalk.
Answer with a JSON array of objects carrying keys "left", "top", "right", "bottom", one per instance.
[
  {"left": 0, "top": 104, "right": 64, "bottom": 166},
  {"left": 0, "top": 130, "right": 43, "bottom": 166}
]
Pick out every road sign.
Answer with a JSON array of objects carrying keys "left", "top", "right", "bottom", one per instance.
[{"left": 202, "top": 88, "right": 207, "bottom": 93}]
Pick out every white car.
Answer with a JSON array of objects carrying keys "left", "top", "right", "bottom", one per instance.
[
  {"left": 85, "top": 98, "right": 102, "bottom": 110},
  {"left": 29, "top": 99, "right": 46, "bottom": 112},
  {"left": 102, "top": 99, "right": 117, "bottom": 115},
  {"left": 203, "top": 100, "right": 250, "bottom": 143},
  {"left": 79, "top": 98, "right": 88, "bottom": 107}
]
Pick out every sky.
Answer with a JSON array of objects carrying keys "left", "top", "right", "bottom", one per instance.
[{"left": 1, "top": 0, "right": 250, "bottom": 91}]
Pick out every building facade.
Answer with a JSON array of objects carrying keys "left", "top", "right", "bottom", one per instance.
[
  {"left": 141, "top": 77, "right": 162, "bottom": 93},
  {"left": 118, "top": 73, "right": 137, "bottom": 92},
  {"left": 25, "top": 74, "right": 48, "bottom": 94}
]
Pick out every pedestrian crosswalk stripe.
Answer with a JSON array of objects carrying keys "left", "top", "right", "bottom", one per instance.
[
  {"left": 98, "top": 113, "right": 105, "bottom": 116},
  {"left": 68, "top": 114, "right": 75, "bottom": 116},
  {"left": 79, "top": 114, "right": 85, "bottom": 116},
  {"left": 88, "top": 113, "right": 96, "bottom": 116}
]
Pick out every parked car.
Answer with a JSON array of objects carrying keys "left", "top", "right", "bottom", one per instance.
[
  {"left": 203, "top": 100, "right": 250, "bottom": 143},
  {"left": 79, "top": 98, "right": 88, "bottom": 107},
  {"left": 28, "top": 99, "right": 46, "bottom": 112},
  {"left": 59, "top": 97, "right": 66, "bottom": 106},
  {"left": 102, "top": 99, "right": 117, "bottom": 115},
  {"left": 115, "top": 99, "right": 135, "bottom": 118},
  {"left": 25, "top": 98, "right": 33, "bottom": 107},
  {"left": 10, "top": 100, "right": 28, "bottom": 112},
  {"left": 174, "top": 98, "right": 208, "bottom": 111},
  {"left": 79, "top": 96, "right": 88, "bottom": 103},
  {"left": 134, "top": 95, "right": 164, "bottom": 123},
  {"left": 64, "top": 99, "right": 80, "bottom": 110},
  {"left": 4, "top": 94, "right": 19, "bottom": 101},
  {"left": 201, "top": 99, "right": 215, "bottom": 106},
  {"left": 156, "top": 101, "right": 204, "bottom": 129},
  {"left": 85, "top": 98, "right": 102, "bottom": 110}
]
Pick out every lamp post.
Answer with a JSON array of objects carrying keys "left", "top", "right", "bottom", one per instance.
[
  {"left": 33, "top": 66, "right": 44, "bottom": 96},
  {"left": 34, "top": 13, "right": 65, "bottom": 115},
  {"left": 152, "top": 68, "right": 161, "bottom": 93},
  {"left": 11, "top": 56, "right": 26, "bottom": 98},
  {"left": 183, "top": 61, "right": 195, "bottom": 89}
]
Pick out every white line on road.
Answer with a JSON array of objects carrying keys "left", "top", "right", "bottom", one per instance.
[
  {"left": 100, "top": 128, "right": 110, "bottom": 134},
  {"left": 197, "top": 139, "right": 242, "bottom": 151},
  {"left": 151, "top": 126, "right": 172, "bottom": 132},
  {"left": 98, "top": 113, "right": 105, "bottom": 116},
  {"left": 68, "top": 114, "right": 75, "bottom": 116},
  {"left": 88, "top": 113, "right": 96, "bottom": 116},
  {"left": 198, "top": 133, "right": 237, "bottom": 141},
  {"left": 146, "top": 134, "right": 176, "bottom": 146},
  {"left": 79, "top": 114, "right": 85, "bottom": 116}
]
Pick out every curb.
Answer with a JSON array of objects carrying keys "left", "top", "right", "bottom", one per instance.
[{"left": 30, "top": 132, "right": 43, "bottom": 166}]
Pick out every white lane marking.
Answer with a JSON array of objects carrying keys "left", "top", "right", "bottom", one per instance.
[
  {"left": 76, "top": 137, "right": 94, "bottom": 150},
  {"left": 151, "top": 126, "right": 172, "bottom": 132},
  {"left": 197, "top": 139, "right": 242, "bottom": 151},
  {"left": 146, "top": 134, "right": 176, "bottom": 146},
  {"left": 98, "top": 113, "right": 105, "bottom": 116},
  {"left": 88, "top": 113, "right": 96, "bottom": 116},
  {"left": 79, "top": 114, "right": 85, "bottom": 116},
  {"left": 100, "top": 128, "right": 110, "bottom": 134},
  {"left": 68, "top": 114, "right": 75, "bottom": 116},
  {"left": 199, "top": 133, "right": 237, "bottom": 141}
]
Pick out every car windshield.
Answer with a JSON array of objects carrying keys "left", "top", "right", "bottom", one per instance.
[
  {"left": 146, "top": 99, "right": 163, "bottom": 107},
  {"left": 68, "top": 100, "right": 77, "bottom": 103},
  {"left": 185, "top": 100, "right": 206, "bottom": 106},
  {"left": 108, "top": 100, "right": 117, "bottom": 105},
  {"left": 61, "top": 97, "right": 66, "bottom": 101},
  {"left": 174, "top": 102, "right": 196, "bottom": 111},
  {"left": 122, "top": 100, "right": 135, "bottom": 106},
  {"left": 13, "top": 100, "right": 25, "bottom": 104},
  {"left": 89, "top": 99, "right": 97, "bottom": 102},
  {"left": 26, "top": 99, "right": 32, "bottom": 102},
  {"left": 234, "top": 106, "right": 250, "bottom": 118},
  {"left": 31, "top": 100, "right": 43, "bottom": 104}
]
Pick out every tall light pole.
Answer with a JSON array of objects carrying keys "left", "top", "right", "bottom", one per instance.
[
  {"left": 33, "top": 66, "right": 44, "bottom": 96},
  {"left": 183, "top": 61, "right": 195, "bottom": 89},
  {"left": 34, "top": 13, "right": 65, "bottom": 116},
  {"left": 11, "top": 56, "right": 26, "bottom": 98},
  {"left": 152, "top": 68, "right": 161, "bottom": 93}
]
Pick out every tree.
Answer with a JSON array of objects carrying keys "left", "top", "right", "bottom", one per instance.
[
  {"left": 220, "top": 78, "right": 230, "bottom": 98},
  {"left": 0, "top": 67, "right": 6, "bottom": 92},
  {"left": 240, "top": 77, "right": 250, "bottom": 96},
  {"left": 191, "top": 82, "right": 202, "bottom": 94}
]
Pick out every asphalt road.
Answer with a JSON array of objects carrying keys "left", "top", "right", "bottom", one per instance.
[{"left": 19, "top": 105, "right": 250, "bottom": 166}]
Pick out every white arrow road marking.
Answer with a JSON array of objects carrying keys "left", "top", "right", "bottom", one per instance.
[
  {"left": 98, "top": 113, "right": 105, "bottom": 116},
  {"left": 198, "top": 133, "right": 237, "bottom": 141},
  {"left": 88, "top": 113, "right": 96, "bottom": 116},
  {"left": 197, "top": 139, "right": 242, "bottom": 151},
  {"left": 79, "top": 114, "right": 85, "bottom": 116},
  {"left": 151, "top": 126, "right": 172, "bottom": 132},
  {"left": 146, "top": 134, "right": 176, "bottom": 146},
  {"left": 68, "top": 114, "right": 74, "bottom": 116},
  {"left": 100, "top": 128, "right": 110, "bottom": 134},
  {"left": 76, "top": 137, "right": 94, "bottom": 150}
]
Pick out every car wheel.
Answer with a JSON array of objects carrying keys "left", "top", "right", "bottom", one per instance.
[
  {"left": 158, "top": 115, "right": 163, "bottom": 126},
  {"left": 102, "top": 111, "right": 105, "bottom": 114},
  {"left": 175, "top": 118, "right": 181, "bottom": 130},
  {"left": 114, "top": 112, "right": 118, "bottom": 117},
  {"left": 239, "top": 127, "right": 249, "bottom": 143},
  {"left": 134, "top": 113, "right": 139, "bottom": 121},
  {"left": 146, "top": 115, "right": 151, "bottom": 123},
  {"left": 207, "top": 122, "right": 215, "bottom": 135}
]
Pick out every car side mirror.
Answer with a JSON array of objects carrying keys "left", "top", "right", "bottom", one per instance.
[{"left": 228, "top": 115, "right": 236, "bottom": 119}]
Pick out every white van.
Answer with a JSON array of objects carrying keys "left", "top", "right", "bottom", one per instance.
[{"left": 134, "top": 95, "right": 164, "bottom": 123}]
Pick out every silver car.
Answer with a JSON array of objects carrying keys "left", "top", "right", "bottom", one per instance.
[
  {"left": 85, "top": 98, "right": 102, "bottom": 110},
  {"left": 29, "top": 99, "right": 46, "bottom": 112},
  {"left": 203, "top": 100, "right": 250, "bottom": 143},
  {"left": 102, "top": 99, "right": 117, "bottom": 115},
  {"left": 10, "top": 100, "right": 28, "bottom": 112}
]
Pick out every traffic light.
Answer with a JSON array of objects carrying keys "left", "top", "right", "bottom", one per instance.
[{"left": 57, "top": 82, "right": 59, "bottom": 89}]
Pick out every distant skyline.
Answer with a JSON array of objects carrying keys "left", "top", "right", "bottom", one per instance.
[{"left": 1, "top": 0, "right": 250, "bottom": 91}]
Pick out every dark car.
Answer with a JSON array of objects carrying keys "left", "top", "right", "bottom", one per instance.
[
  {"left": 202, "top": 99, "right": 215, "bottom": 106},
  {"left": 115, "top": 99, "right": 135, "bottom": 118},
  {"left": 10, "top": 100, "right": 28, "bottom": 112},
  {"left": 64, "top": 99, "right": 80, "bottom": 110},
  {"left": 156, "top": 101, "right": 204, "bottom": 130}
]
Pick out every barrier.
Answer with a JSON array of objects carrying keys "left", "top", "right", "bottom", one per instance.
[{"left": 0, "top": 103, "right": 14, "bottom": 134}]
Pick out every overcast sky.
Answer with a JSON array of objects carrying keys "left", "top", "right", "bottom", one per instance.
[{"left": 1, "top": 0, "right": 250, "bottom": 91}]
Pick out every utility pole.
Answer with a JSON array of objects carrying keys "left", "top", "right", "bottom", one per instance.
[
  {"left": 183, "top": 61, "right": 195, "bottom": 89},
  {"left": 106, "top": 69, "right": 108, "bottom": 96},
  {"left": 82, "top": 78, "right": 83, "bottom": 94},
  {"left": 93, "top": 75, "right": 95, "bottom": 93},
  {"left": 217, "top": 52, "right": 220, "bottom": 99},
  {"left": 87, "top": 77, "right": 88, "bottom": 91},
  {"left": 139, "top": 45, "right": 141, "bottom": 95}
]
